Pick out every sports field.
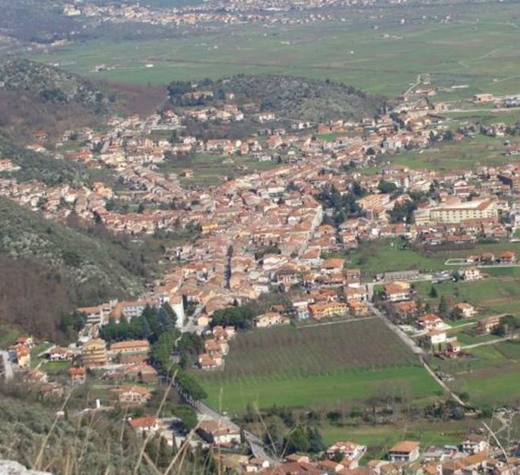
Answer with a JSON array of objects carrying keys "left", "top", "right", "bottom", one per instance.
[
  {"left": 194, "top": 319, "right": 441, "bottom": 414},
  {"left": 31, "top": 3, "right": 520, "bottom": 98}
]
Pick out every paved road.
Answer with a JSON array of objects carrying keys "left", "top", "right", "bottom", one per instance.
[
  {"left": 0, "top": 350, "right": 14, "bottom": 381},
  {"left": 462, "top": 337, "right": 512, "bottom": 350},
  {"left": 421, "top": 357, "right": 467, "bottom": 407}
]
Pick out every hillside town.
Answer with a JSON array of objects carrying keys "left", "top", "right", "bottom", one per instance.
[{"left": 3, "top": 84, "right": 520, "bottom": 473}]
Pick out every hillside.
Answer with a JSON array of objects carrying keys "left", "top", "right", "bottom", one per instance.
[
  {"left": 220, "top": 75, "right": 386, "bottom": 122},
  {"left": 0, "top": 59, "right": 166, "bottom": 138},
  {"left": 0, "top": 396, "right": 154, "bottom": 475},
  {"left": 0, "top": 197, "right": 145, "bottom": 341},
  {"left": 169, "top": 75, "right": 387, "bottom": 122},
  {"left": 0, "top": 132, "right": 88, "bottom": 186},
  {"left": 0, "top": 58, "right": 108, "bottom": 138}
]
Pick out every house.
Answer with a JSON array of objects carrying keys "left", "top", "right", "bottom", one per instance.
[
  {"left": 383, "top": 282, "right": 411, "bottom": 302},
  {"left": 461, "top": 435, "right": 489, "bottom": 455},
  {"left": 453, "top": 303, "right": 476, "bottom": 319},
  {"left": 48, "top": 347, "right": 74, "bottom": 361},
  {"left": 69, "top": 366, "right": 86, "bottom": 385},
  {"left": 128, "top": 416, "right": 161, "bottom": 435},
  {"left": 9, "top": 345, "right": 31, "bottom": 368},
  {"left": 327, "top": 441, "right": 367, "bottom": 462},
  {"left": 476, "top": 315, "right": 502, "bottom": 334},
  {"left": 498, "top": 251, "right": 516, "bottom": 264},
  {"left": 417, "top": 314, "right": 444, "bottom": 331},
  {"left": 118, "top": 385, "right": 152, "bottom": 405},
  {"left": 109, "top": 340, "right": 150, "bottom": 356},
  {"left": 197, "top": 419, "right": 241, "bottom": 446},
  {"left": 461, "top": 267, "right": 482, "bottom": 281},
  {"left": 254, "top": 312, "right": 290, "bottom": 328},
  {"left": 426, "top": 330, "right": 447, "bottom": 347},
  {"left": 446, "top": 340, "right": 462, "bottom": 357},
  {"left": 388, "top": 441, "right": 420, "bottom": 463},
  {"left": 322, "top": 258, "right": 344, "bottom": 275},
  {"left": 309, "top": 301, "right": 347, "bottom": 319}
]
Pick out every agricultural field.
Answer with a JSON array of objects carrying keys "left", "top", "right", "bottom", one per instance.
[
  {"left": 415, "top": 275, "right": 520, "bottom": 316},
  {"left": 385, "top": 134, "right": 519, "bottom": 171},
  {"left": 29, "top": 3, "right": 520, "bottom": 99},
  {"left": 194, "top": 319, "right": 441, "bottom": 414},
  {"left": 434, "top": 341, "right": 520, "bottom": 406}
]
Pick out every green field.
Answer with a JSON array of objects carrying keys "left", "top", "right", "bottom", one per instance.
[
  {"left": 345, "top": 240, "right": 520, "bottom": 276},
  {"left": 441, "top": 341, "right": 520, "bottom": 406},
  {"left": 30, "top": 3, "right": 520, "bottom": 99},
  {"left": 194, "top": 319, "right": 441, "bottom": 414},
  {"left": 386, "top": 134, "right": 520, "bottom": 171}
]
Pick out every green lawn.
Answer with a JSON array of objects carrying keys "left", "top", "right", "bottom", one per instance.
[
  {"left": 41, "top": 360, "right": 71, "bottom": 375},
  {"left": 201, "top": 366, "right": 441, "bottom": 415}
]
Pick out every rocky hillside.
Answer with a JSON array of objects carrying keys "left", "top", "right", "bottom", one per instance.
[
  {"left": 0, "top": 197, "right": 145, "bottom": 341},
  {"left": 169, "top": 74, "right": 387, "bottom": 122}
]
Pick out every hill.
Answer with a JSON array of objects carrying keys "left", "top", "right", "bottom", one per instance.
[
  {"left": 168, "top": 75, "right": 387, "bottom": 123},
  {"left": 0, "top": 132, "right": 88, "bottom": 186},
  {"left": 0, "top": 59, "right": 166, "bottom": 138},
  {"left": 0, "top": 196, "right": 145, "bottom": 341}
]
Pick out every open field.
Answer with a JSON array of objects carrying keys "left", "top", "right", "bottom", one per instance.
[
  {"left": 439, "top": 340, "right": 520, "bottom": 406},
  {"left": 29, "top": 3, "right": 520, "bottom": 99},
  {"left": 416, "top": 275, "right": 520, "bottom": 316},
  {"left": 345, "top": 240, "right": 520, "bottom": 276},
  {"left": 194, "top": 319, "right": 440, "bottom": 413},
  {"left": 385, "top": 134, "right": 520, "bottom": 171}
]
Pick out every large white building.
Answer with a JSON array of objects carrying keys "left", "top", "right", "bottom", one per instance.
[{"left": 416, "top": 200, "right": 497, "bottom": 224}]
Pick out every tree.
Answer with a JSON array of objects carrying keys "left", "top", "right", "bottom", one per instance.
[
  {"left": 157, "top": 437, "right": 172, "bottom": 469},
  {"left": 438, "top": 296, "right": 449, "bottom": 318},
  {"left": 429, "top": 286, "right": 438, "bottom": 298},
  {"left": 308, "top": 426, "right": 325, "bottom": 453},
  {"left": 378, "top": 180, "right": 397, "bottom": 194},
  {"left": 173, "top": 405, "right": 198, "bottom": 432},
  {"left": 285, "top": 425, "right": 311, "bottom": 454}
]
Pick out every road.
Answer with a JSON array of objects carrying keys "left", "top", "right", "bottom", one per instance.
[
  {"left": 175, "top": 381, "right": 277, "bottom": 464},
  {"left": 462, "top": 337, "right": 513, "bottom": 350},
  {"left": 0, "top": 350, "right": 14, "bottom": 381}
]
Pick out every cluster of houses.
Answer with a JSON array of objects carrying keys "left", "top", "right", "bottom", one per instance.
[{"left": 211, "top": 434, "right": 517, "bottom": 475}]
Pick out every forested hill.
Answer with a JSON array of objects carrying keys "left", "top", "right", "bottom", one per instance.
[
  {"left": 0, "top": 197, "right": 145, "bottom": 341},
  {"left": 169, "top": 75, "right": 387, "bottom": 122}
]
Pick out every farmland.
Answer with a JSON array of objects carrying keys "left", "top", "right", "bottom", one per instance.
[
  {"left": 429, "top": 340, "right": 520, "bottom": 406},
  {"left": 194, "top": 319, "right": 441, "bottom": 414},
  {"left": 29, "top": 2, "right": 520, "bottom": 99}
]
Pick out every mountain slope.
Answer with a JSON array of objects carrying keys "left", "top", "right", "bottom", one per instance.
[{"left": 0, "top": 197, "right": 145, "bottom": 341}]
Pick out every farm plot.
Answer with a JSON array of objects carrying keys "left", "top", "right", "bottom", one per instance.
[{"left": 194, "top": 319, "right": 440, "bottom": 414}]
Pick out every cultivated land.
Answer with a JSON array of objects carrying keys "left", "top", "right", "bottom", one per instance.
[
  {"left": 195, "top": 319, "right": 441, "bottom": 414},
  {"left": 32, "top": 3, "right": 520, "bottom": 98}
]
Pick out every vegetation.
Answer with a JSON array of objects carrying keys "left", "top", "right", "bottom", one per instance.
[
  {"left": 169, "top": 75, "right": 386, "bottom": 122},
  {"left": 195, "top": 319, "right": 440, "bottom": 413},
  {"left": 0, "top": 197, "right": 148, "bottom": 341}
]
